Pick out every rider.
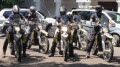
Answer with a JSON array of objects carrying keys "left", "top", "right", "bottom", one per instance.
[
  {"left": 86, "top": 5, "right": 103, "bottom": 58},
  {"left": 2, "top": 5, "right": 27, "bottom": 58},
  {"left": 49, "top": 6, "right": 75, "bottom": 57},
  {"left": 72, "top": 11, "right": 82, "bottom": 24},
  {"left": 25, "top": 6, "right": 40, "bottom": 48}
]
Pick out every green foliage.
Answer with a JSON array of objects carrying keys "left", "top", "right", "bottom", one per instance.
[{"left": 3, "top": 0, "right": 17, "bottom": 7}]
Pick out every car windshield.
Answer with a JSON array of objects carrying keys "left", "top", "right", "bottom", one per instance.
[
  {"left": 73, "top": 11, "right": 95, "bottom": 21},
  {"left": 107, "top": 12, "right": 120, "bottom": 23},
  {"left": 3, "top": 10, "right": 28, "bottom": 18},
  {"left": 3, "top": 11, "right": 12, "bottom": 18}
]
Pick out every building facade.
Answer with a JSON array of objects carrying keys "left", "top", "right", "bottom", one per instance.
[{"left": 20, "top": 0, "right": 120, "bottom": 17}]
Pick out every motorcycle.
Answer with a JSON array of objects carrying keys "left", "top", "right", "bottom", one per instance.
[
  {"left": 90, "top": 20, "right": 114, "bottom": 62},
  {"left": 9, "top": 19, "right": 25, "bottom": 62},
  {"left": 72, "top": 23, "right": 88, "bottom": 50},
  {"left": 27, "top": 18, "right": 49, "bottom": 54},
  {"left": 61, "top": 25, "right": 69, "bottom": 61}
]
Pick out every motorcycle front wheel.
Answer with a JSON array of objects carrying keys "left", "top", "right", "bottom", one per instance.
[
  {"left": 15, "top": 39, "right": 22, "bottom": 62},
  {"left": 39, "top": 36, "right": 49, "bottom": 54},
  {"left": 103, "top": 40, "right": 114, "bottom": 62}
]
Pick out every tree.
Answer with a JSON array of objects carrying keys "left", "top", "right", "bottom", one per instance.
[{"left": 2, "top": 0, "right": 17, "bottom": 7}]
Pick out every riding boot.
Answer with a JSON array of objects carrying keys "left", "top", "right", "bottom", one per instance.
[
  {"left": 69, "top": 43, "right": 75, "bottom": 57},
  {"left": 23, "top": 43, "right": 27, "bottom": 57},
  {"left": 86, "top": 52, "right": 90, "bottom": 58},
  {"left": 49, "top": 42, "right": 57, "bottom": 57},
  {"left": 2, "top": 38, "right": 8, "bottom": 58},
  {"left": 98, "top": 34, "right": 103, "bottom": 51}
]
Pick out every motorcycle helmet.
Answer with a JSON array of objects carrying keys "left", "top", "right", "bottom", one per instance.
[
  {"left": 95, "top": 5, "right": 102, "bottom": 13},
  {"left": 12, "top": 5, "right": 20, "bottom": 14},
  {"left": 60, "top": 6, "right": 66, "bottom": 15},
  {"left": 30, "top": 6, "right": 36, "bottom": 14}
]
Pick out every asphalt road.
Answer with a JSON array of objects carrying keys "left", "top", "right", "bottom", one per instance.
[{"left": 0, "top": 37, "right": 120, "bottom": 67}]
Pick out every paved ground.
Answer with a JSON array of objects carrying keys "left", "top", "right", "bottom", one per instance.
[{"left": 0, "top": 37, "right": 120, "bottom": 67}]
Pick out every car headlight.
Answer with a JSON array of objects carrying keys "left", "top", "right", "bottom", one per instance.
[
  {"left": 15, "top": 27, "right": 20, "bottom": 32},
  {"left": 62, "top": 27, "right": 67, "bottom": 32}
]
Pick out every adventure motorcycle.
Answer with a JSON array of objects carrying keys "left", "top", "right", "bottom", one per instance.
[
  {"left": 9, "top": 19, "right": 25, "bottom": 62},
  {"left": 90, "top": 19, "right": 114, "bottom": 62},
  {"left": 27, "top": 18, "right": 49, "bottom": 54}
]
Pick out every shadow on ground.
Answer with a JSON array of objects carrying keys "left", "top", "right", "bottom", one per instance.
[{"left": 5, "top": 62, "right": 120, "bottom": 67}]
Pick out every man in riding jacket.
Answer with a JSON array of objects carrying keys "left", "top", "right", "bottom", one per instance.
[
  {"left": 2, "top": 5, "right": 27, "bottom": 58},
  {"left": 49, "top": 6, "right": 75, "bottom": 57},
  {"left": 25, "top": 6, "right": 40, "bottom": 49},
  {"left": 86, "top": 5, "right": 103, "bottom": 58}
]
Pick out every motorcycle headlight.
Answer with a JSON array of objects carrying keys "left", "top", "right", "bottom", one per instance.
[
  {"left": 102, "top": 28, "right": 108, "bottom": 33},
  {"left": 38, "top": 25, "right": 42, "bottom": 30},
  {"left": 15, "top": 27, "right": 20, "bottom": 32},
  {"left": 62, "top": 27, "right": 67, "bottom": 32},
  {"left": 78, "top": 24, "right": 82, "bottom": 29}
]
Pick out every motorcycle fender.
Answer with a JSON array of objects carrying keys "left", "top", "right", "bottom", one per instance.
[
  {"left": 40, "top": 30, "right": 48, "bottom": 36},
  {"left": 79, "top": 29, "right": 88, "bottom": 35},
  {"left": 104, "top": 33, "right": 113, "bottom": 39}
]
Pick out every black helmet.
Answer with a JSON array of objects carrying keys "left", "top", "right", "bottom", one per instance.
[
  {"left": 95, "top": 5, "right": 102, "bottom": 13},
  {"left": 30, "top": 6, "right": 36, "bottom": 14},
  {"left": 12, "top": 5, "right": 20, "bottom": 14},
  {"left": 60, "top": 6, "right": 66, "bottom": 15}
]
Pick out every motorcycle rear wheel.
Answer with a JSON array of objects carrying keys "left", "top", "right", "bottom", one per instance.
[{"left": 39, "top": 36, "right": 49, "bottom": 54}]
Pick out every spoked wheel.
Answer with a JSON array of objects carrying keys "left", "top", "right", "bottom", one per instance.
[
  {"left": 103, "top": 40, "right": 114, "bottom": 62},
  {"left": 15, "top": 39, "right": 22, "bottom": 62},
  {"left": 39, "top": 36, "right": 49, "bottom": 54},
  {"left": 27, "top": 40, "right": 32, "bottom": 49},
  {"left": 80, "top": 35, "right": 88, "bottom": 51},
  {"left": 63, "top": 41, "right": 69, "bottom": 62},
  {"left": 48, "top": 27, "right": 55, "bottom": 38}
]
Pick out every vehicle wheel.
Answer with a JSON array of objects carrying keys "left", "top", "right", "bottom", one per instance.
[
  {"left": 112, "top": 34, "right": 120, "bottom": 47},
  {"left": 27, "top": 40, "right": 32, "bottom": 49},
  {"left": 103, "top": 40, "right": 114, "bottom": 62},
  {"left": 63, "top": 42, "right": 69, "bottom": 62},
  {"left": 48, "top": 27, "right": 55, "bottom": 38},
  {"left": 80, "top": 35, "right": 88, "bottom": 51},
  {"left": 39, "top": 36, "right": 49, "bottom": 54},
  {"left": 17, "top": 39, "right": 22, "bottom": 62}
]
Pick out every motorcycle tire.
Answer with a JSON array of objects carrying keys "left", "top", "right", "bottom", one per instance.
[
  {"left": 63, "top": 41, "right": 69, "bottom": 62},
  {"left": 103, "top": 40, "right": 114, "bottom": 62},
  {"left": 80, "top": 35, "right": 88, "bottom": 51},
  {"left": 17, "top": 39, "right": 22, "bottom": 62},
  {"left": 39, "top": 36, "right": 49, "bottom": 54},
  {"left": 27, "top": 40, "right": 32, "bottom": 49}
]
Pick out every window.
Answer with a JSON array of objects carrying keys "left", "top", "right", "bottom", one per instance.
[
  {"left": 3, "top": 11, "right": 12, "bottom": 18},
  {"left": 36, "top": 12, "right": 44, "bottom": 19},
  {"left": 73, "top": 11, "right": 94, "bottom": 20},
  {"left": 101, "top": 14, "right": 109, "bottom": 24},
  {"left": 107, "top": 12, "right": 120, "bottom": 23}
]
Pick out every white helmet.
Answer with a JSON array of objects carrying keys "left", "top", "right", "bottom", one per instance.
[
  {"left": 30, "top": 6, "right": 36, "bottom": 14},
  {"left": 12, "top": 5, "right": 20, "bottom": 14}
]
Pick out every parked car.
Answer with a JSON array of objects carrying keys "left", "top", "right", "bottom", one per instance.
[
  {"left": 0, "top": 8, "right": 56, "bottom": 37},
  {"left": 68, "top": 8, "right": 120, "bottom": 47}
]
